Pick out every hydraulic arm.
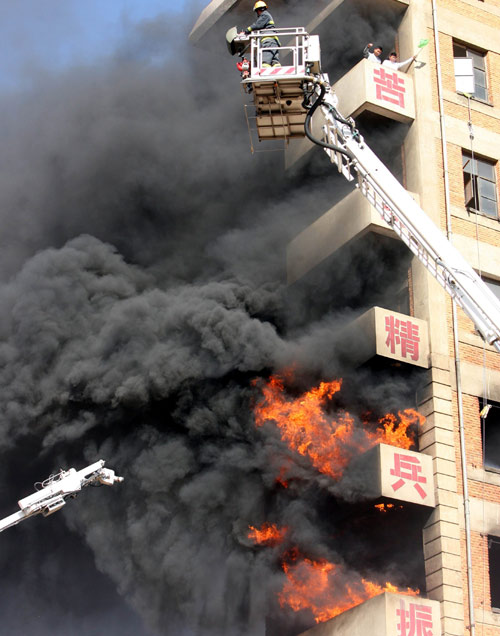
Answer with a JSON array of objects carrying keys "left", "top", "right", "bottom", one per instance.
[
  {"left": 0, "top": 460, "right": 123, "bottom": 533},
  {"left": 303, "top": 80, "right": 500, "bottom": 352}
]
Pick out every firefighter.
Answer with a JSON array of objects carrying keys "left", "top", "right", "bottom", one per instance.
[{"left": 244, "top": 1, "right": 281, "bottom": 68}]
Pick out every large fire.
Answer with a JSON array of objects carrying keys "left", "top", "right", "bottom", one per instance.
[
  {"left": 253, "top": 373, "right": 424, "bottom": 480},
  {"left": 250, "top": 373, "right": 424, "bottom": 625},
  {"left": 279, "top": 550, "right": 419, "bottom": 623},
  {"left": 247, "top": 527, "right": 419, "bottom": 624}
]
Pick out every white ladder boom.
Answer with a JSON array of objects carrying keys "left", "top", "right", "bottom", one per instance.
[{"left": 315, "top": 87, "right": 500, "bottom": 352}]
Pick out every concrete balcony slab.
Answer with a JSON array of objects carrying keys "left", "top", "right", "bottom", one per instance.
[
  {"left": 189, "top": 0, "right": 326, "bottom": 46},
  {"left": 298, "top": 592, "right": 440, "bottom": 636},
  {"left": 335, "top": 306, "right": 430, "bottom": 370},
  {"left": 189, "top": 0, "right": 409, "bottom": 47},
  {"left": 287, "top": 188, "right": 393, "bottom": 284},
  {"left": 340, "top": 443, "right": 436, "bottom": 508},
  {"left": 333, "top": 59, "right": 415, "bottom": 124}
]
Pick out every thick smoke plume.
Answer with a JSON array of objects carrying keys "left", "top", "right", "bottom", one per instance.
[{"left": 0, "top": 4, "right": 425, "bottom": 636}]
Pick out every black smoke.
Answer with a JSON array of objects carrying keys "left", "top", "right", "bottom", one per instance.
[{"left": 0, "top": 4, "right": 426, "bottom": 636}]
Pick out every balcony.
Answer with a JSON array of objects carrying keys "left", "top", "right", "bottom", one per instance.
[
  {"left": 335, "top": 306, "right": 430, "bottom": 370},
  {"left": 340, "top": 443, "right": 436, "bottom": 508},
  {"left": 287, "top": 189, "right": 395, "bottom": 284},
  {"left": 298, "top": 592, "right": 441, "bottom": 636},
  {"left": 189, "top": 0, "right": 329, "bottom": 45},
  {"left": 333, "top": 59, "right": 415, "bottom": 124},
  {"left": 189, "top": 0, "right": 409, "bottom": 47}
]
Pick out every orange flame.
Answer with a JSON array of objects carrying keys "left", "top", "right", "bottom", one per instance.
[
  {"left": 367, "top": 410, "right": 425, "bottom": 450},
  {"left": 374, "top": 503, "right": 394, "bottom": 512},
  {"left": 247, "top": 523, "right": 288, "bottom": 546},
  {"left": 254, "top": 373, "right": 424, "bottom": 480},
  {"left": 374, "top": 503, "right": 403, "bottom": 513},
  {"left": 278, "top": 552, "right": 419, "bottom": 623}
]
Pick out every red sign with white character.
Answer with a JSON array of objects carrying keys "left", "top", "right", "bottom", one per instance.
[
  {"left": 390, "top": 453, "right": 427, "bottom": 500},
  {"left": 396, "top": 599, "right": 434, "bottom": 636},
  {"left": 385, "top": 316, "right": 420, "bottom": 361},
  {"left": 373, "top": 68, "right": 406, "bottom": 108}
]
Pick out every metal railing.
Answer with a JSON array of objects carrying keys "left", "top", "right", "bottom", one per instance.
[{"left": 248, "top": 27, "right": 308, "bottom": 77}]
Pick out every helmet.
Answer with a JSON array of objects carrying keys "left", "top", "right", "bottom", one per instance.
[{"left": 253, "top": 1, "right": 267, "bottom": 10}]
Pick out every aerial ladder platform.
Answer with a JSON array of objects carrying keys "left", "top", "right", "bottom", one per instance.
[
  {"left": 227, "top": 27, "right": 500, "bottom": 353},
  {"left": 0, "top": 460, "right": 123, "bottom": 533}
]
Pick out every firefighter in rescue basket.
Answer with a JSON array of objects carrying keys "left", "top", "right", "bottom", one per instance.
[{"left": 241, "top": 1, "right": 281, "bottom": 68}]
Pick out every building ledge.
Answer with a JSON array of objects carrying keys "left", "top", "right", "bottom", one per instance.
[
  {"left": 287, "top": 189, "right": 394, "bottom": 284},
  {"left": 332, "top": 59, "right": 415, "bottom": 123},
  {"left": 335, "top": 307, "right": 430, "bottom": 370},
  {"left": 339, "top": 443, "right": 436, "bottom": 507},
  {"left": 299, "top": 592, "right": 440, "bottom": 636}
]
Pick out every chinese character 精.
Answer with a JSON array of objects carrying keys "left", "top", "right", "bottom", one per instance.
[{"left": 385, "top": 316, "right": 420, "bottom": 361}]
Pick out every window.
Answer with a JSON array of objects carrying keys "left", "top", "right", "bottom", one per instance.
[
  {"left": 489, "top": 536, "right": 500, "bottom": 610},
  {"left": 479, "top": 398, "right": 500, "bottom": 471},
  {"left": 462, "top": 152, "right": 498, "bottom": 218},
  {"left": 453, "top": 42, "right": 488, "bottom": 101},
  {"left": 483, "top": 277, "right": 500, "bottom": 302}
]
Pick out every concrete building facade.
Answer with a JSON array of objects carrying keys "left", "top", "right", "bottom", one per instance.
[{"left": 191, "top": 1, "right": 500, "bottom": 634}]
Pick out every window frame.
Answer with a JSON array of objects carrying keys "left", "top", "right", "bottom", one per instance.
[
  {"left": 462, "top": 151, "right": 498, "bottom": 220},
  {"left": 453, "top": 41, "right": 489, "bottom": 103},
  {"left": 479, "top": 397, "right": 500, "bottom": 473},
  {"left": 488, "top": 536, "right": 500, "bottom": 611}
]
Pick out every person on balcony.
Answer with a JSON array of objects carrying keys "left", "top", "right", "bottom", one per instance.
[
  {"left": 382, "top": 51, "right": 417, "bottom": 72},
  {"left": 363, "top": 43, "right": 383, "bottom": 64},
  {"left": 244, "top": 1, "right": 281, "bottom": 68}
]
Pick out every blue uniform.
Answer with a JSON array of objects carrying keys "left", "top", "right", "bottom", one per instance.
[{"left": 245, "top": 9, "right": 281, "bottom": 67}]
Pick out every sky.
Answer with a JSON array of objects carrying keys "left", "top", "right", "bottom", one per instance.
[{"left": 0, "top": 0, "right": 193, "bottom": 91}]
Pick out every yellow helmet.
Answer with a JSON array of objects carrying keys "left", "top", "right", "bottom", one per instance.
[{"left": 253, "top": 1, "right": 267, "bottom": 10}]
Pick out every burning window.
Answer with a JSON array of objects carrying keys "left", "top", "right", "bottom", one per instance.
[
  {"left": 489, "top": 536, "right": 500, "bottom": 610},
  {"left": 479, "top": 398, "right": 500, "bottom": 471},
  {"left": 462, "top": 152, "right": 498, "bottom": 219},
  {"left": 453, "top": 41, "right": 488, "bottom": 101}
]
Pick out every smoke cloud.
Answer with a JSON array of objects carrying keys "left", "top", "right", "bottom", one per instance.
[{"left": 0, "top": 3, "right": 425, "bottom": 636}]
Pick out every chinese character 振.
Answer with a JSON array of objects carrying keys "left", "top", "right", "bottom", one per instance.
[{"left": 396, "top": 599, "right": 434, "bottom": 636}]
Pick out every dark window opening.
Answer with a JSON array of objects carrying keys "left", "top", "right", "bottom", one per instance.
[
  {"left": 463, "top": 152, "right": 498, "bottom": 219},
  {"left": 479, "top": 398, "right": 500, "bottom": 471},
  {"left": 489, "top": 536, "right": 500, "bottom": 610},
  {"left": 453, "top": 42, "right": 488, "bottom": 101}
]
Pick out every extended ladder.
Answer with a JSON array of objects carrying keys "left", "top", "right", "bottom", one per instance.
[{"left": 316, "top": 86, "right": 500, "bottom": 352}]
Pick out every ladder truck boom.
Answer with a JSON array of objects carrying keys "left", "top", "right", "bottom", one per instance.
[
  {"left": 0, "top": 460, "right": 123, "bottom": 533},
  {"left": 228, "top": 27, "right": 500, "bottom": 352}
]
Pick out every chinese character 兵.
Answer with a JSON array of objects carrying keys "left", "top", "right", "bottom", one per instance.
[{"left": 390, "top": 453, "right": 427, "bottom": 499}]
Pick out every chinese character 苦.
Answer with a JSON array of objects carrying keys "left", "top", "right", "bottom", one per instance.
[{"left": 373, "top": 67, "right": 406, "bottom": 108}]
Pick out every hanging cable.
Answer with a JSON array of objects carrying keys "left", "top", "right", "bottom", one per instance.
[
  {"left": 431, "top": 1, "right": 476, "bottom": 632},
  {"left": 467, "top": 91, "right": 492, "bottom": 632}
]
